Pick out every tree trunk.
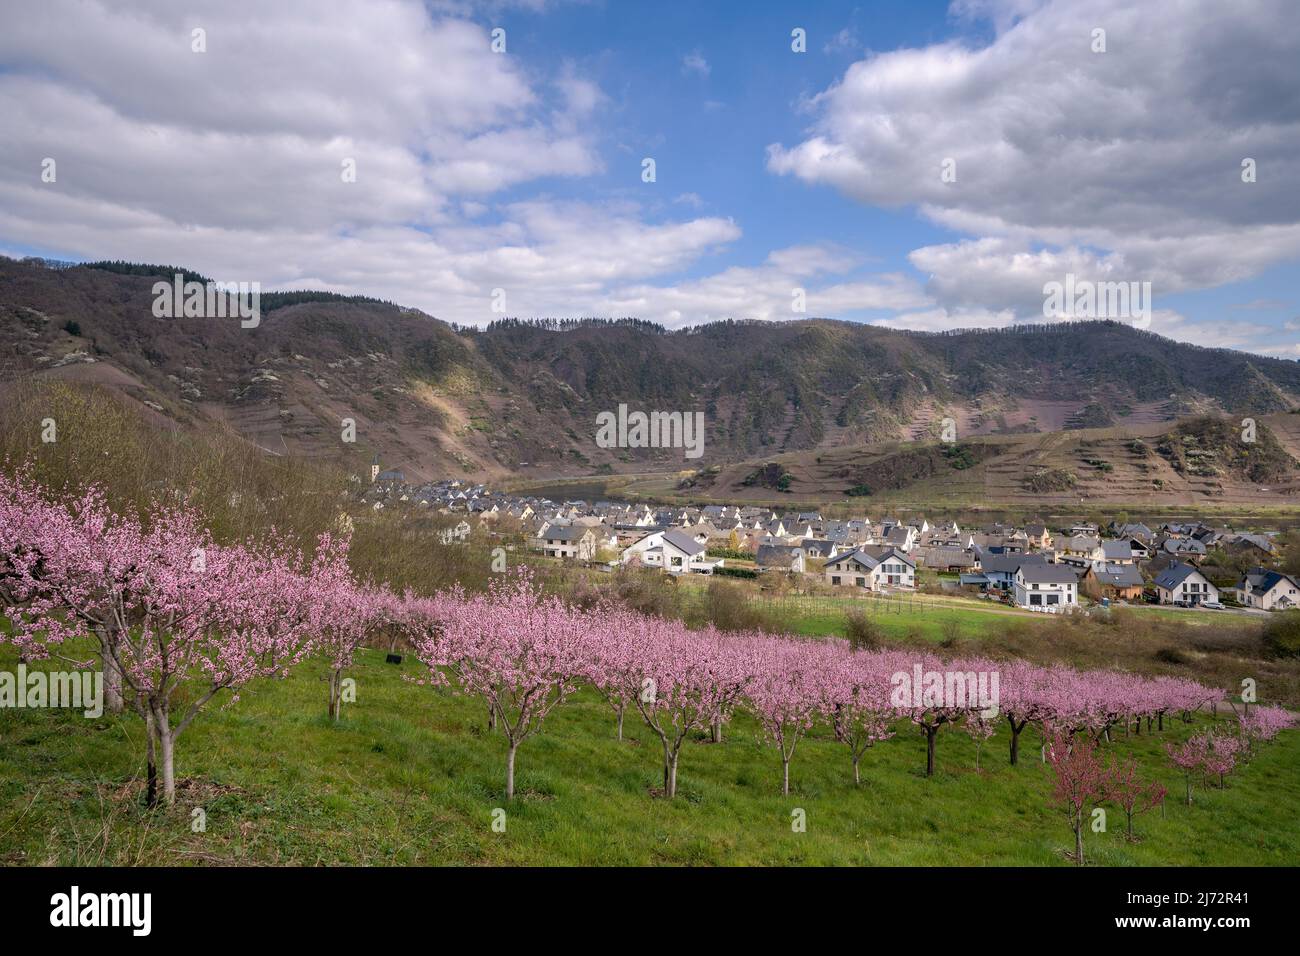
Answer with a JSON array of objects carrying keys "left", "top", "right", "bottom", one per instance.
[
  {"left": 852, "top": 753, "right": 861, "bottom": 786},
  {"left": 1008, "top": 717, "right": 1023, "bottom": 765},
  {"left": 101, "top": 640, "right": 123, "bottom": 715},
  {"left": 144, "top": 706, "right": 158, "bottom": 809},
  {"left": 488, "top": 706, "right": 496, "bottom": 732},
  {"left": 1158, "top": 712, "right": 1164, "bottom": 731},
  {"left": 711, "top": 718, "right": 723, "bottom": 743},
  {"left": 153, "top": 706, "right": 177, "bottom": 806},
  {"left": 1074, "top": 819, "right": 1084, "bottom": 866},
  {"left": 159, "top": 732, "right": 176, "bottom": 806},
  {"left": 925, "top": 725, "right": 937, "bottom": 776},
  {"left": 505, "top": 742, "right": 518, "bottom": 800},
  {"left": 661, "top": 744, "right": 680, "bottom": 798},
  {"left": 327, "top": 670, "right": 341, "bottom": 720},
  {"left": 782, "top": 756, "right": 790, "bottom": 796}
]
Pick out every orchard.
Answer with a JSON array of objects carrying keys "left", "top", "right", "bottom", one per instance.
[{"left": 2, "top": 472, "right": 1294, "bottom": 863}]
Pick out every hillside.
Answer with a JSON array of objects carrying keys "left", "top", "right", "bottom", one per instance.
[
  {"left": 2, "top": 256, "right": 1299, "bottom": 483},
  {"left": 674, "top": 415, "right": 1300, "bottom": 509}
]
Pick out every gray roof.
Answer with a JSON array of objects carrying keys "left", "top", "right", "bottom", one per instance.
[
  {"left": 756, "top": 544, "right": 803, "bottom": 567},
  {"left": 1231, "top": 533, "right": 1277, "bottom": 554},
  {"left": 979, "top": 552, "right": 1047, "bottom": 574},
  {"left": 1093, "top": 563, "right": 1143, "bottom": 588},
  {"left": 662, "top": 528, "right": 707, "bottom": 556},
  {"left": 924, "top": 547, "right": 976, "bottom": 568},
  {"left": 1101, "top": 539, "right": 1134, "bottom": 560},
  {"left": 545, "top": 525, "right": 592, "bottom": 542},
  {"left": 1154, "top": 561, "right": 1201, "bottom": 590},
  {"left": 826, "top": 546, "right": 914, "bottom": 571},
  {"left": 798, "top": 538, "right": 836, "bottom": 558},
  {"left": 1162, "top": 538, "right": 1207, "bottom": 555},
  {"left": 1018, "top": 564, "right": 1079, "bottom": 585},
  {"left": 1240, "top": 568, "right": 1299, "bottom": 597}
]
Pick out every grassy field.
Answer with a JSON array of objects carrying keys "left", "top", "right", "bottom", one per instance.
[{"left": 3, "top": 640, "right": 1297, "bottom": 866}]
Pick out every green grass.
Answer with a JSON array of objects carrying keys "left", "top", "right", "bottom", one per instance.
[
  {"left": 787, "top": 603, "right": 1014, "bottom": 641},
  {"left": 3, "top": 641, "right": 1297, "bottom": 866}
]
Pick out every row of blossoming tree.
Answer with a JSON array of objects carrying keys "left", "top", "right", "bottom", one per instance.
[{"left": 2, "top": 471, "right": 1294, "bottom": 812}]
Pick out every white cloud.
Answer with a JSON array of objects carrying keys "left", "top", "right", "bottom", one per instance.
[
  {"left": 682, "top": 50, "right": 710, "bottom": 77},
  {"left": 3, "top": 0, "right": 1296, "bottom": 351},
  {"left": 592, "top": 249, "right": 928, "bottom": 328},
  {"left": 823, "top": 28, "right": 859, "bottom": 55},
  {"left": 768, "top": 0, "right": 1300, "bottom": 347}
]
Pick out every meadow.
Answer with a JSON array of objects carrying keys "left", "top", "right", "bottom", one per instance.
[{"left": 3, "top": 640, "right": 1296, "bottom": 867}]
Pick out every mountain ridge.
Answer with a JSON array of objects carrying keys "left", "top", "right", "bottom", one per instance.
[{"left": 1, "top": 255, "right": 1298, "bottom": 483}]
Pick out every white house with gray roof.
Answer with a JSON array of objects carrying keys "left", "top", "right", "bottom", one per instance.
[
  {"left": 1234, "top": 568, "right": 1300, "bottom": 610},
  {"left": 823, "top": 547, "right": 915, "bottom": 591},
  {"left": 1154, "top": 561, "right": 1218, "bottom": 606},
  {"left": 538, "top": 524, "right": 597, "bottom": 561},
  {"left": 1013, "top": 564, "right": 1079, "bottom": 610},
  {"left": 621, "top": 528, "right": 722, "bottom": 575}
]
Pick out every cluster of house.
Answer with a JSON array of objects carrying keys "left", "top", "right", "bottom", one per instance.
[{"left": 358, "top": 470, "right": 1298, "bottom": 613}]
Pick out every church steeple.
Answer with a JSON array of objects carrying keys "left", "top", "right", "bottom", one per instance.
[{"left": 370, "top": 454, "right": 380, "bottom": 484}]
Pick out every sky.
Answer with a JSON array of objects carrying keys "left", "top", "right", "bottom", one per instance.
[{"left": 1, "top": 0, "right": 1297, "bottom": 357}]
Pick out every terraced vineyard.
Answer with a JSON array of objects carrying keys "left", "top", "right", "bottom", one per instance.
[{"left": 644, "top": 414, "right": 1300, "bottom": 510}]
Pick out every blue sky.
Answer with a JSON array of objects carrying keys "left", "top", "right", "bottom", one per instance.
[
  {"left": 478, "top": 0, "right": 973, "bottom": 298},
  {"left": 1, "top": 0, "right": 1297, "bottom": 356}
]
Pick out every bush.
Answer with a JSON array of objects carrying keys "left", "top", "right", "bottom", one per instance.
[
  {"left": 714, "top": 566, "right": 758, "bottom": 580},
  {"left": 703, "top": 580, "right": 781, "bottom": 633},
  {"left": 1262, "top": 610, "right": 1300, "bottom": 658},
  {"left": 844, "top": 608, "right": 884, "bottom": 651},
  {"left": 1154, "top": 646, "right": 1189, "bottom": 665},
  {"left": 941, "top": 444, "right": 977, "bottom": 470},
  {"left": 707, "top": 547, "right": 756, "bottom": 561}
]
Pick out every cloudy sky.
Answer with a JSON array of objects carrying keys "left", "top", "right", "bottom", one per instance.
[{"left": 1, "top": 0, "right": 1297, "bottom": 356}]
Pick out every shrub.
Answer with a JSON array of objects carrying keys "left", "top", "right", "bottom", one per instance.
[
  {"left": 844, "top": 608, "right": 884, "bottom": 651},
  {"left": 714, "top": 566, "right": 758, "bottom": 580},
  {"left": 1262, "top": 610, "right": 1300, "bottom": 658},
  {"left": 703, "top": 579, "right": 781, "bottom": 633},
  {"left": 1154, "top": 646, "right": 1189, "bottom": 665}
]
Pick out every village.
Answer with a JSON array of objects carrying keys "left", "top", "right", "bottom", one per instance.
[{"left": 358, "top": 462, "right": 1300, "bottom": 615}]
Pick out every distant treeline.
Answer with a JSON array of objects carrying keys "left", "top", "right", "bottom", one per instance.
[
  {"left": 82, "top": 259, "right": 213, "bottom": 284},
  {"left": 259, "top": 290, "right": 397, "bottom": 313},
  {"left": 78, "top": 261, "right": 395, "bottom": 312},
  {"left": 477, "top": 317, "right": 668, "bottom": 334}
]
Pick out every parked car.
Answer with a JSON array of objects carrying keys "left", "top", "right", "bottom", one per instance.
[{"left": 1201, "top": 600, "right": 1224, "bottom": 610}]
